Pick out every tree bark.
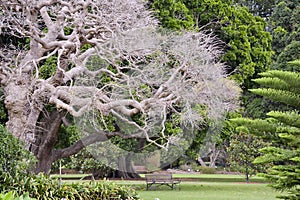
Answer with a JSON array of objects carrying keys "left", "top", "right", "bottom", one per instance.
[
  {"left": 33, "top": 109, "right": 66, "bottom": 173},
  {"left": 198, "top": 157, "right": 207, "bottom": 167},
  {"left": 116, "top": 154, "right": 141, "bottom": 179},
  {"left": 4, "top": 74, "right": 37, "bottom": 142}
]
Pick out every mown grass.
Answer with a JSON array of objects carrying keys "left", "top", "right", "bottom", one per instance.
[
  {"left": 128, "top": 174, "right": 279, "bottom": 200},
  {"left": 52, "top": 173, "right": 281, "bottom": 200},
  {"left": 137, "top": 182, "right": 280, "bottom": 200},
  {"left": 139, "top": 173, "right": 267, "bottom": 183},
  {"left": 52, "top": 173, "right": 266, "bottom": 183},
  {"left": 50, "top": 173, "right": 91, "bottom": 179}
]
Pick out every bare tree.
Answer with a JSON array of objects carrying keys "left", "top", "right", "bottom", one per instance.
[{"left": 0, "top": 0, "right": 240, "bottom": 173}]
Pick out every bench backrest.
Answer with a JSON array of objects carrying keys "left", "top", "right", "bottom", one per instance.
[{"left": 145, "top": 174, "right": 173, "bottom": 182}]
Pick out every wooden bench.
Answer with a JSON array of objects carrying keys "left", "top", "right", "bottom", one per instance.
[{"left": 145, "top": 174, "right": 181, "bottom": 190}]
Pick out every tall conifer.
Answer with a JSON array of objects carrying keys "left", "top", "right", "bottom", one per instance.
[{"left": 232, "top": 65, "right": 300, "bottom": 199}]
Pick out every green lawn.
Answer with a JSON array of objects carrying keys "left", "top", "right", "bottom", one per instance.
[
  {"left": 53, "top": 173, "right": 266, "bottom": 183},
  {"left": 139, "top": 173, "right": 267, "bottom": 183},
  {"left": 137, "top": 182, "right": 280, "bottom": 200},
  {"left": 50, "top": 173, "right": 91, "bottom": 179},
  {"left": 125, "top": 174, "right": 279, "bottom": 200},
  {"left": 53, "top": 173, "right": 282, "bottom": 200}
]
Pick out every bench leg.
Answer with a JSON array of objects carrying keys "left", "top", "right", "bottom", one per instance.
[{"left": 147, "top": 183, "right": 155, "bottom": 190}]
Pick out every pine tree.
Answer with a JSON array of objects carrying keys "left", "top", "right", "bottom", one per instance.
[{"left": 232, "top": 65, "right": 300, "bottom": 199}]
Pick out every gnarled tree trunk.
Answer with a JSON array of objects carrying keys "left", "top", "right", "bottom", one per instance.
[
  {"left": 116, "top": 154, "right": 141, "bottom": 179},
  {"left": 33, "top": 109, "right": 66, "bottom": 173}
]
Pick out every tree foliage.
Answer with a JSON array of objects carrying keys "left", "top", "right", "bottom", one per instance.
[
  {"left": 269, "top": 0, "right": 300, "bottom": 64},
  {"left": 151, "top": 0, "right": 273, "bottom": 85},
  {"left": 234, "top": 0, "right": 276, "bottom": 17},
  {"left": 0, "top": 125, "right": 35, "bottom": 181},
  {"left": 233, "top": 69, "right": 300, "bottom": 199},
  {"left": 242, "top": 31, "right": 300, "bottom": 117},
  {"left": 250, "top": 70, "right": 300, "bottom": 107},
  {"left": 219, "top": 5, "right": 273, "bottom": 85},
  {"left": 227, "top": 131, "right": 270, "bottom": 182},
  {"left": 274, "top": 42, "right": 300, "bottom": 71},
  {"left": 232, "top": 0, "right": 300, "bottom": 120},
  {"left": 150, "top": 0, "right": 194, "bottom": 30}
]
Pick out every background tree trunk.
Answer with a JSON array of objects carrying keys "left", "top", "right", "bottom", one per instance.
[
  {"left": 198, "top": 157, "right": 207, "bottom": 167},
  {"left": 116, "top": 154, "right": 141, "bottom": 179}
]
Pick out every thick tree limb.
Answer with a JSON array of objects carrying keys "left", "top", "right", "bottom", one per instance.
[{"left": 54, "top": 131, "right": 144, "bottom": 160}]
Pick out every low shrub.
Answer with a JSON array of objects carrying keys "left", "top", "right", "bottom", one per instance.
[
  {"left": 62, "top": 181, "right": 140, "bottom": 200},
  {"left": 0, "top": 191, "right": 35, "bottom": 200},
  {"left": 196, "top": 166, "right": 216, "bottom": 174},
  {"left": 0, "top": 125, "right": 140, "bottom": 200},
  {"left": 0, "top": 124, "right": 37, "bottom": 193},
  {"left": 3, "top": 173, "right": 140, "bottom": 199},
  {"left": 179, "top": 164, "right": 193, "bottom": 171}
]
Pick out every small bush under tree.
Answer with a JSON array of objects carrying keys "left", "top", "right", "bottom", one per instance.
[{"left": 0, "top": 125, "right": 140, "bottom": 200}]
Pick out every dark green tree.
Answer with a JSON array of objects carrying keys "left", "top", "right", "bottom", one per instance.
[
  {"left": 149, "top": 0, "right": 194, "bottom": 30},
  {"left": 241, "top": 1, "right": 300, "bottom": 118},
  {"left": 233, "top": 69, "right": 300, "bottom": 199},
  {"left": 274, "top": 42, "right": 300, "bottom": 71},
  {"left": 234, "top": 0, "right": 276, "bottom": 17},
  {"left": 227, "top": 131, "right": 269, "bottom": 182},
  {"left": 181, "top": 0, "right": 273, "bottom": 85},
  {"left": 269, "top": 1, "right": 300, "bottom": 62},
  {"left": 151, "top": 0, "right": 273, "bottom": 85}
]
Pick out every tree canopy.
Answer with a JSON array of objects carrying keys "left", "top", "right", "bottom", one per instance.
[
  {"left": 151, "top": 0, "right": 273, "bottom": 85},
  {"left": 0, "top": 0, "right": 239, "bottom": 173},
  {"left": 234, "top": 0, "right": 276, "bottom": 17},
  {"left": 227, "top": 131, "right": 269, "bottom": 182},
  {"left": 269, "top": 0, "right": 300, "bottom": 67}
]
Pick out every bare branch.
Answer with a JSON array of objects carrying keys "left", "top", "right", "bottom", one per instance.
[
  {"left": 55, "top": 130, "right": 144, "bottom": 159},
  {"left": 0, "top": 0, "right": 240, "bottom": 172}
]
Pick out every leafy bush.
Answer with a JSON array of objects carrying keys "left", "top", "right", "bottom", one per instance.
[
  {"left": 3, "top": 172, "right": 140, "bottom": 199},
  {"left": 0, "top": 191, "right": 35, "bottom": 200},
  {"left": 0, "top": 125, "right": 140, "bottom": 200},
  {"left": 0, "top": 124, "right": 36, "bottom": 192},
  {"left": 59, "top": 181, "right": 140, "bottom": 200},
  {"left": 197, "top": 166, "right": 216, "bottom": 174}
]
